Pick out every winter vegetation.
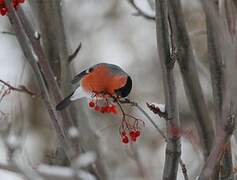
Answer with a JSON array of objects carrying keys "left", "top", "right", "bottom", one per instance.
[{"left": 0, "top": 0, "right": 237, "bottom": 180}]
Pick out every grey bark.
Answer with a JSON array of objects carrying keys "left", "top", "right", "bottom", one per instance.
[{"left": 155, "top": 0, "right": 181, "bottom": 179}]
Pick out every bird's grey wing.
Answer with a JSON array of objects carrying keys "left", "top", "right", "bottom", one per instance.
[
  {"left": 100, "top": 63, "right": 127, "bottom": 76},
  {"left": 71, "top": 70, "right": 87, "bottom": 84}
]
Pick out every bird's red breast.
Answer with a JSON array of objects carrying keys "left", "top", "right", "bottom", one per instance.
[{"left": 80, "top": 65, "right": 127, "bottom": 95}]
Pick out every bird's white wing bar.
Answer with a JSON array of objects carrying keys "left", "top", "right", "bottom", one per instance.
[{"left": 70, "top": 86, "right": 90, "bottom": 101}]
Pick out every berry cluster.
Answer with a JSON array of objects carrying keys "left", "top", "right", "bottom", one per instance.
[
  {"left": 88, "top": 99, "right": 117, "bottom": 114},
  {"left": 0, "top": 0, "right": 25, "bottom": 16},
  {"left": 119, "top": 114, "right": 144, "bottom": 144},
  {"left": 121, "top": 130, "right": 141, "bottom": 144},
  {"left": 88, "top": 92, "right": 145, "bottom": 144}
]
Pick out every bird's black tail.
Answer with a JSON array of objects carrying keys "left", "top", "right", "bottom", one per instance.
[{"left": 56, "top": 93, "right": 73, "bottom": 111}]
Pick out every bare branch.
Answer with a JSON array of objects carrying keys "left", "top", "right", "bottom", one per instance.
[
  {"left": 146, "top": 102, "right": 167, "bottom": 118},
  {"left": 167, "top": 0, "right": 214, "bottom": 159},
  {"left": 1, "top": 31, "right": 15, "bottom": 36},
  {"left": 155, "top": 0, "right": 181, "bottom": 179},
  {"left": 129, "top": 0, "right": 215, "bottom": 160},
  {"left": 179, "top": 159, "right": 189, "bottom": 180},
  {"left": 68, "top": 43, "right": 82, "bottom": 63},
  {"left": 5, "top": 0, "right": 75, "bottom": 161},
  {"left": 0, "top": 79, "right": 36, "bottom": 97},
  {"left": 219, "top": 0, "right": 237, "bottom": 38},
  {"left": 205, "top": 1, "right": 234, "bottom": 179},
  {"left": 198, "top": 0, "right": 236, "bottom": 179},
  {"left": 136, "top": 103, "right": 167, "bottom": 140},
  {"left": 28, "top": 1, "right": 107, "bottom": 178},
  {"left": 127, "top": 0, "right": 155, "bottom": 20}
]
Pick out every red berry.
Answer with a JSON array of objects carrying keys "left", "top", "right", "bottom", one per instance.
[
  {"left": 95, "top": 106, "right": 100, "bottom": 111},
  {"left": 100, "top": 107, "right": 106, "bottom": 113},
  {"left": 13, "top": 0, "right": 19, "bottom": 6},
  {"left": 110, "top": 106, "right": 117, "bottom": 114},
  {"left": 121, "top": 131, "right": 126, "bottom": 136},
  {"left": 122, "top": 137, "right": 129, "bottom": 144},
  {"left": 129, "top": 131, "right": 136, "bottom": 138},
  {"left": 130, "top": 136, "right": 137, "bottom": 142},
  {"left": 135, "top": 130, "right": 141, "bottom": 137},
  {"left": 104, "top": 106, "right": 110, "bottom": 113},
  {"left": 0, "top": 0, "right": 5, "bottom": 4},
  {"left": 19, "top": 0, "right": 25, "bottom": 3},
  {"left": 0, "top": 7, "right": 8, "bottom": 16},
  {"left": 88, "top": 101, "right": 95, "bottom": 108}
]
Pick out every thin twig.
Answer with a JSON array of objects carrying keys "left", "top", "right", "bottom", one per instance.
[
  {"left": 127, "top": 0, "right": 155, "bottom": 20},
  {"left": 135, "top": 103, "right": 167, "bottom": 140},
  {"left": 179, "top": 159, "right": 189, "bottom": 180},
  {"left": 68, "top": 43, "right": 82, "bottom": 63},
  {"left": 1, "top": 31, "right": 15, "bottom": 36},
  {"left": 0, "top": 79, "right": 36, "bottom": 97},
  {"left": 119, "top": 98, "right": 166, "bottom": 140},
  {"left": 146, "top": 102, "right": 167, "bottom": 118}
]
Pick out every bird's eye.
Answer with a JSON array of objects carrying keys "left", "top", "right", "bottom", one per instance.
[{"left": 86, "top": 68, "right": 93, "bottom": 74}]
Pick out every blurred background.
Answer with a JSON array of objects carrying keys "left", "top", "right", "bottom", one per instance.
[{"left": 0, "top": 0, "right": 224, "bottom": 179}]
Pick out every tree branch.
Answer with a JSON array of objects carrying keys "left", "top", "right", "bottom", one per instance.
[
  {"left": 128, "top": 0, "right": 215, "bottom": 160},
  {"left": 27, "top": 0, "right": 71, "bottom": 92},
  {"left": 198, "top": 0, "right": 236, "bottom": 179},
  {"left": 0, "top": 79, "right": 36, "bottom": 97},
  {"left": 27, "top": 1, "right": 107, "bottom": 178},
  {"left": 68, "top": 43, "right": 82, "bottom": 63},
  {"left": 219, "top": 0, "right": 237, "bottom": 38},
  {"left": 7, "top": 2, "right": 106, "bottom": 179},
  {"left": 167, "top": 0, "right": 215, "bottom": 159},
  {"left": 26, "top": 0, "right": 79, "bottom": 166},
  {"left": 205, "top": 1, "right": 234, "bottom": 179},
  {"left": 127, "top": 0, "right": 155, "bottom": 20},
  {"left": 155, "top": 0, "right": 181, "bottom": 179},
  {"left": 5, "top": 0, "right": 76, "bottom": 161}
]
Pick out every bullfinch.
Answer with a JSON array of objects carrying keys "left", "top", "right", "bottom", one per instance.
[{"left": 56, "top": 63, "right": 132, "bottom": 111}]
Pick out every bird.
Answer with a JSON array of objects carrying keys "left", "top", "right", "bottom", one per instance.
[{"left": 56, "top": 63, "right": 132, "bottom": 111}]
